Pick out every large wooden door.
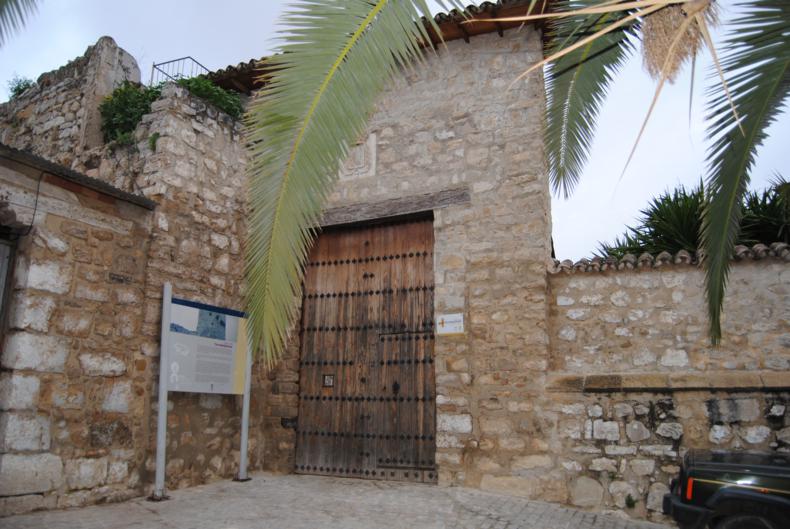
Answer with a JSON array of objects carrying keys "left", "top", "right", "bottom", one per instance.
[{"left": 295, "top": 218, "right": 436, "bottom": 483}]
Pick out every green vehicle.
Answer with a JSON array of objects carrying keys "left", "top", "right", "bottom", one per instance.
[{"left": 663, "top": 449, "right": 790, "bottom": 529}]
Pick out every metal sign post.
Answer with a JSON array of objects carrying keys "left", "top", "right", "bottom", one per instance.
[
  {"left": 149, "top": 282, "right": 252, "bottom": 500},
  {"left": 235, "top": 345, "right": 253, "bottom": 481},
  {"left": 151, "top": 282, "right": 172, "bottom": 501}
]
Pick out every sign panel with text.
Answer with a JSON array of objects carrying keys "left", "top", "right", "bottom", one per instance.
[{"left": 165, "top": 298, "right": 247, "bottom": 395}]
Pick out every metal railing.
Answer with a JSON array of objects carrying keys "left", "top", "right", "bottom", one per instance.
[{"left": 149, "top": 56, "right": 210, "bottom": 85}]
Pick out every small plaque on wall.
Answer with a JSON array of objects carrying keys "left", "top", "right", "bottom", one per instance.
[
  {"left": 436, "top": 313, "right": 464, "bottom": 335},
  {"left": 323, "top": 374, "right": 335, "bottom": 388}
]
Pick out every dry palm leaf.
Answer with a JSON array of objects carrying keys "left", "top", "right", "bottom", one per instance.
[{"left": 642, "top": 0, "right": 718, "bottom": 83}]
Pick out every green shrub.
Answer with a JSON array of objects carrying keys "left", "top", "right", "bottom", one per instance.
[
  {"left": 597, "top": 177, "right": 790, "bottom": 258},
  {"left": 8, "top": 75, "right": 35, "bottom": 100},
  {"left": 176, "top": 76, "right": 243, "bottom": 119},
  {"left": 99, "top": 81, "right": 161, "bottom": 144}
]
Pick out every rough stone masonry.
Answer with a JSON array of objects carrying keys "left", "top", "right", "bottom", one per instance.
[{"left": 0, "top": 20, "right": 788, "bottom": 526}]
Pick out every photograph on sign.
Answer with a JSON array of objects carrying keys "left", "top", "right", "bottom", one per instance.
[{"left": 166, "top": 299, "right": 248, "bottom": 395}]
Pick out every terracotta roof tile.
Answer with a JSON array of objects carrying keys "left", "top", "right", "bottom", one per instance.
[
  {"left": 207, "top": 1, "right": 540, "bottom": 94},
  {"left": 549, "top": 243, "right": 790, "bottom": 274}
]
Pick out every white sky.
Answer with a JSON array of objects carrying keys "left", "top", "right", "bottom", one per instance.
[{"left": 2, "top": 1, "right": 788, "bottom": 259}]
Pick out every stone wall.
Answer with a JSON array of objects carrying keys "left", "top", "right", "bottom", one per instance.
[
  {"left": 126, "top": 84, "right": 264, "bottom": 493},
  {"left": 0, "top": 158, "right": 153, "bottom": 515},
  {"left": 541, "top": 256, "right": 790, "bottom": 521},
  {"left": 261, "top": 26, "right": 556, "bottom": 496},
  {"left": 1, "top": 38, "right": 259, "bottom": 514},
  {"left": 0, "top": 37, "right": 140, "bottom": 168}
]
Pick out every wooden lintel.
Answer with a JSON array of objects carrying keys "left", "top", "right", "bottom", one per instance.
[{"left": 320, "top": 187, "right": 470, "bottom": 228}]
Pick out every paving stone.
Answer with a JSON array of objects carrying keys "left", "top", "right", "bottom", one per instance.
[{"left": 1, "top": 473, "right": 670, "bottom": 528}]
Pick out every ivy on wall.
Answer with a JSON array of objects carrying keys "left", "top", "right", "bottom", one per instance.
[
  {"left": 99, "top": 81, "right": 161, "bottom": 145},
  {"left": 175, "top": 76, "right": 243, "bottom": 120},
  {"left": 99, "top": 77, "right": 243, "bottom": 147}
]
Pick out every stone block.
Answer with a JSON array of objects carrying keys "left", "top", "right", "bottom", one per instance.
[
  {"left": 107, "top": 461, "right": 129, "bottom": 483},
  {"left": 75, "top": 282, "right": 109, "bottom": 302},
  {"left": 53, "top": 384, "right": 85, "bottom": 409},
  {"left": 102, "top": 381, "right": 132, "bottom": 413},
  {"left": 65, "top": 457, "right": 108, "bottom": 490},
  {"left": 480, "top": 417, "right": 512, "bottom": 435},
  {"left": 640, "top": 445, "right": 677, "bottom": 457},
  {"left": 79, "top": 353, "right": 126, "bottom": 376},
  {"left": 587, "top": 404, "right": 603, "bottom": 417},
  {"left": 647, "top": 482, "right": 670, "bottom": 511},
  {"left": 58, "top": 310, "right": 93, "bottom": 336},
  {"left": 570, "top": 476, "right": 603, "bottom": 508},
  {"left": 89, "top": 419, "right": 132, "bottom": 448},
  {"left": 660, "top": 349, "right": 689, "bottom": 367},
  {"left": 436, "top": 433, "right": 464, "bottom": 449},
  {"left": 613, "top": 403, "right": 633, "bottom": 418},
  {"left": 26, "top": 261, "right": 72, "bottom": 294},
  {"left": 706, "top": 398, "right": 760, "bottom": 423},
  {"left": 9, "top": 293, "right": 55, "bottom": 332},
  {"left": 609, "top": 481, "right": 637, "bottom": 508},
  {"left": 0, "top": 373, "right": 40, "bottom": 410},
  {"left": 499, "top": 436, "right": 526, "bottom": 450},
  {"left": 620, "top": 373, "right": 669, "bottom": 390},
  {"left": 590, "top": 457, "right": 617, "bottom": 472},
  {"left": 0, "top": 493, "right": 56, "bottom": 516},
  {"left": 656, "top": 422, "right": 683, "bottom": 440},
  {"left": 0, "top": 412, "right": 50, "bottom": 451},
  {"left": 626, "top": 421, "right": 651, "bottom": 442},
  {"left": 592, "top": 420, "right": 620, "bottom": 441},
  {"left": 761, "top": 372, "right": 790, "bottom": 390},
  {"left": 446, "top": 357, "right": 469, "bottom": 372},
  {"left": 630, "top": 459, "right": 655, "bottom": 476},
  {"left": 512, "top": 454, "right": 552, "bottom": 470},
  {"left": 707, "top": 372, "right": 762, "bottom": 390},
  {"left": 0, "top": 453, "right": 63, "bottom": 495},
  {"left": 480, "top": 475, "right": 542, "bottom": 499},
  {"left": 604, "top": 445, "right": 637, "bottom": 456},
  {"left": 709, "top": 424, "right": 733, "bottom": 444},
  {"left": 742, "top": 425, "right": 771, "bottom": 444},
  {"left": 2, "top": 332, "right": 69, "bottom": 372},
  {"left": 558, "top": 326, "right": 576, "bottom": 341},
  {"left": 437, "top": 413, "right": 472, "bottom": 434}
]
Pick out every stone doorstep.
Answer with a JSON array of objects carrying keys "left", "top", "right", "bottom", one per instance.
[{"left": 546, "top": 370, "right": 789, "bottom": 393}]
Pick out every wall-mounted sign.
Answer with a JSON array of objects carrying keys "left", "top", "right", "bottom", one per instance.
[
  {"left": 436, "top": 313, "right": 464, "bottom": 335},
  {"left": 165, "top": 297, "right": 248, "bottom": 395},
  {"left": 323, "top": 374, "right": 335, "bottom": 388},
  {"left": 153, "top": 283, "right": 253, "bottom": 501}
]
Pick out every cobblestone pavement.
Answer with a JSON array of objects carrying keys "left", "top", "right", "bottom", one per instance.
[{"left": 3, "top": 473, "right": 672, "bottom": 529}]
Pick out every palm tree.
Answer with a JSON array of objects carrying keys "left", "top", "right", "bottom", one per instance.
[
  {"left": 0, "top": 0, "right": 37, "bottom": 47},
  {"left": 246, "top": 0, "right": 790, "bottom": 362},
  {"left": 244, "top": 1, "right": 466, "bottom": 363},
  {"left": 502, "top": 0, "right": 789, "bottom": 343}
]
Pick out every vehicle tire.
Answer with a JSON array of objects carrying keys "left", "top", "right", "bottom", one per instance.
[{"left": 715, "top": 514, "right": 776, "bottom": 529}]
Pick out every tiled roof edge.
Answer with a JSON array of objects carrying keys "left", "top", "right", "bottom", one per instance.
[
  {"left": 0, "top": 143, "right": 157, "bottom": 211},
  {"left": 549, "top": 243, "right": 790, "bottom": 274}
]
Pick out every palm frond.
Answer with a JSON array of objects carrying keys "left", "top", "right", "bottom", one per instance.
[
  {"left": 702, "top": 0, "right": 790, "bottom": 344},
  {"left": 544, "top": 1, "right": 640, "bottom": 197},
  {"left": 0, "top": 0, "right": 37, "bottom": 47},
  {"left": 244, "top": 0, "right": 463, "bottom": 365}
]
